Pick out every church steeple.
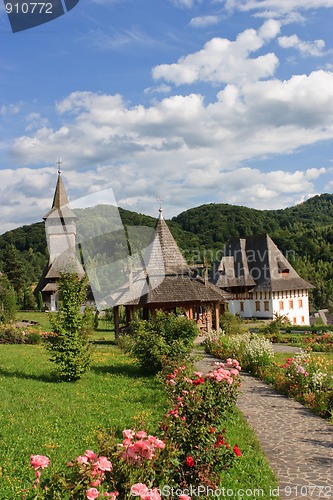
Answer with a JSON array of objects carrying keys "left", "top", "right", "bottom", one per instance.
[
  {"left": 43, "top": 167, "right": 76, "bottom": 220},
  {"left": 44, "top": 167, "right": 77, "bottom": 264}
]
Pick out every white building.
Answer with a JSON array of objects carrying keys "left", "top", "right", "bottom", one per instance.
[{"left": 211, "top": 234, "right": 314, "bottom": 325}]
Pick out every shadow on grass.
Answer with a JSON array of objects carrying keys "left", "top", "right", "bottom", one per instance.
[
  {"left": 91, "top": 363, "right": 149, "bottom": 378},
  {"left": 0, "top": 367, "right": 58, "bottom": 383},
  {"left": 91, "top": 340, "right": 117, "bottom": 346}
]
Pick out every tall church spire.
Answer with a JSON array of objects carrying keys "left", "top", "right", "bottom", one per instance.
[{"left": 43, "top": 165, "right": 75, "bottom": 220}]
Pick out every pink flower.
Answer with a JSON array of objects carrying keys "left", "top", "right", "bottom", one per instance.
[
  {"left": 96, "top": 456, "right": 112, "bottom": 471},
  {"left": 142, "top": 488, "right": 161, "bottom": 500},
  {"left": 30, "top": 455, "right": 50, "bottom": 470},
  {"left": 179, "top": 495, "right": 192, "bottom": 500},
  {"left": 122, "top": 429, "right": 135, "bottom": 440},
  {"left": 85, "top": 450, "right": 98, "bottom": 462},
  {"left": 86, "top": 487, "right": 99, "bottom": 500},
  {"left": 131, "top": 483, "right": 149, "bottom": 496},
  {"left": 77, "top": 455, "right": 89, "bottom": 465},
  {"left": 133, "top": 440, "right": 154, "bottom": 460},
  {"left": 91, "top": 480, "right": 101, "bottom": 487},
  {"left": 148, "top": 435, "right": 165, "bottom": 449},
  {"left": 136, "top": 430, "right": 147, "bottom": 439}
]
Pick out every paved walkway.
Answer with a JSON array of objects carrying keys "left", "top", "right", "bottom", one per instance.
[{"left": 193, "top": 348, "right": 333, "bottom": 500}]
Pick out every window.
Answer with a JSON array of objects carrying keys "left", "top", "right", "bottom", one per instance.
[
  {"left": 255, "top": 301, "right": 261, "bottom": 312},
  {"left": 260, "top": 292, "right": 263, "bottom": 300},
  {"left": 298, "top": 299, "right": 303, "bottom": 308},
  {"left": 289, "top": 300, "right": 294, "bottom": 310},
  {"left": 293, "top": 317, "right": 297, "bottom": 325},
  {"left": 264, "top": 301, "right": 269, "bottom": 312},
  {"left": 279, "top": 301, "right": 284, "bottom": 311},
  {"left": 240, "top": 302, "right": 244, "bottom": 312},
  {"left": 301, "top": 316, "right": 305, "bottom": 324}
]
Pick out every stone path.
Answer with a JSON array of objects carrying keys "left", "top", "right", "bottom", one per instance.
[{"left": 193, "top": 348, "right": 333, "bottom": 500}]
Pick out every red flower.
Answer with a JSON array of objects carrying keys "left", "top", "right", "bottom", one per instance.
[
  {"left": 233, "top": 444, "right": 242, "bottom": 457},
  {"left": 193, "top": 377, "right": 205, "bottom": 386},
  {"left": 185, "top": 456, "right": 195, "bottom": 467}
]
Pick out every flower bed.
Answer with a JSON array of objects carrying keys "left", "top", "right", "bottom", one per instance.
[
  {"left": 205, "top": 332, "right": 333, "bottom": 421},
  {"left": 0, "top": 324, "right": 53, "bottom": 344},
  {"left": 22, "top": 363, "right": 242, "bottom": 499}
]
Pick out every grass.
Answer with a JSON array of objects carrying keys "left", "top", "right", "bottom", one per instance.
[
  {"left": 0, "top": 335, "right": 279, "bottom": 499},
  {"left": 0, "top": 343, "right": 165, "bottom": 498},
  {"left": 222, "top": 407, "right": 278, "bottom": 497}
]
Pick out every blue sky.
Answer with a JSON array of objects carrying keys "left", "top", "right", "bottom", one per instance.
[{"left": 1, "top": 0, "right": 333, "bottom": 233}]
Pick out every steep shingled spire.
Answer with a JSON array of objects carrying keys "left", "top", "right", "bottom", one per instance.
[
  {"left": 43, "top": 170, "right": 76, "bottom": 220},
  {"left": 153, "top": 208, "right": 189, "bottom": 274}
]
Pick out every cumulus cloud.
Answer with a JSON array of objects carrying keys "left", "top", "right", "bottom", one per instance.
[
  {"left": 189, "top": 15, "right": 221, "bottom": 28},
  {"left": 152, "top": 22, "right": 280, "bottom": 86},
  {"left": 278, "top": 35, "right": 326, "bottom": 56},
  {"left": 4, "top": 65, "right": 333, "bottom": 232}
]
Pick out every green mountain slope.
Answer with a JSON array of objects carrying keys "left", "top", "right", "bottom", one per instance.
[{"left": 0, "top": 194, "right": 332, "bottom": 311}]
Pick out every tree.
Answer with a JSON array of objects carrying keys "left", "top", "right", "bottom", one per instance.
[
  {"left": 0, "top": 274, "right": 17, "bottom": 323},
  {"left": 45, "top": 273, "right": 92, "bottom": 381}
]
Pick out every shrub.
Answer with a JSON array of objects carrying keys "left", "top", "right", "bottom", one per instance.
[
  {"left": 127, "top": 312, "right": 198, "bottom": 374},
  {"left": 205, "top": 332, "right": 274, "bottom": 374},
  {"left": 23, "top": 361, "right": 243, "bottom": 498},
  {"left": 0, "top": 324, "right": 44, "bottom": 344},
  {"left": 45, "top": 274, "right": 92, "bottom": 382},
  {"left": 219, "top": 312, "right": 247, "bottom": 335},
  {"left": 161, "top": 362, "right": 242, "bottom": 487}
]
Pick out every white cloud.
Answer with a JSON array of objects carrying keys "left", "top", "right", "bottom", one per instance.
[
  {"left": 278, "top": 35, "right": 326, "bottom": 56},
  {"left": 171, "top": 0, "right": 196, "bottom": 8},
  {"left": 152, "top": 23, "right": 279, "bottom": 86},
  {"left": 81, "top": 28, "right": 159, "bottom": 51},
  {"left": 144, "top": 84, "right": 172, "bottom": 95},
  {"left": 4, "top": 66, "right": 333, "bottom": 232},
  {"left": 222, "top": 0, "right": 333, "bottom": 14},
  {"left": 189, "top": 15, "right": 221, "bottom": 28},
  {"left": 0, "top": 103, "right": 21, "bottom": 116}
]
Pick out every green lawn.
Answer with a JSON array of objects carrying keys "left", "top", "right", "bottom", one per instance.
[
  {"left": 0, "top": 341, "right": 279, "bottom": 499},
  {"left": 0, "top": 343, "right": 165, "bottom": 498}
]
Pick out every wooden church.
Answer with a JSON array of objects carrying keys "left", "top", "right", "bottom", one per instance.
[{"left": 34, "top": 170, "right": 84, "bottom": 311}]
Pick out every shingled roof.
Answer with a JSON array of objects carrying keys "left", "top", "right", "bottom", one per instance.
[
  {"left": 43, "top": 172, "right": 76, "bottom": 220},
  {"left": 212, "top": 234, "right": 313, "bottom": 292},
  {"left": 103, "top": 208, "right": 227, "bottom": 307}
]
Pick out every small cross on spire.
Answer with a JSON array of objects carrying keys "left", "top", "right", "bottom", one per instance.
[
  {"left": 57, "top": 158, "right": 63, "bottom": 174},
  {"left": 157, "top": 197, "right": 165, "bottom": 220}
]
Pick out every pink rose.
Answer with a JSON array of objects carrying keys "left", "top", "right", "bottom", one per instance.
[
  {"left": 85, "top": 450, "right": 98, "bottom": 462},
  {"left": 179, "top": 496, "right": 192, "bottom": 500},
  {"left": 103, "top": 492, "right": 118, "bottom": 499},
  {"left": 135, "top": 430, "right": 147, "bottom": 439},
  {"left": 96, "top": 456, "right": 112, "bottom": 471},
  {"left": 142, "top": 488, "right": 161, "bottom": 500},
  {"left": 131, "top": 483, "right": 149, "bottom": 496},
  {"left": 86, "top": 487, "right": 99, "bottom": 499},
  {"left": 90, "top": 480, "right": 101, "bottom": 487},
  {"left": 30, "top": 455, "right": 50, "bottom": 470},
  {"left": 122, "top": 429, "right": 135, "bottom": 440},
  {"left": 77, "top": 455, "right": 89, "bottom": 465},
  {"left": 148, "top": 436, "right": 165, "bottom": 449}
]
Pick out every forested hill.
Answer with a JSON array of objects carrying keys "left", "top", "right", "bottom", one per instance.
[{"left": 0, "top": 193, "right": 332, "bottom": 311}]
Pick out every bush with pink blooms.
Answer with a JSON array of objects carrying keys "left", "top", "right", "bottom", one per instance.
[
  {"left": 160, "top": 361, "right": 242, "bottom": 487},
  {"left": 23, "top": 360, "right": 243, "bottom": 497}
]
